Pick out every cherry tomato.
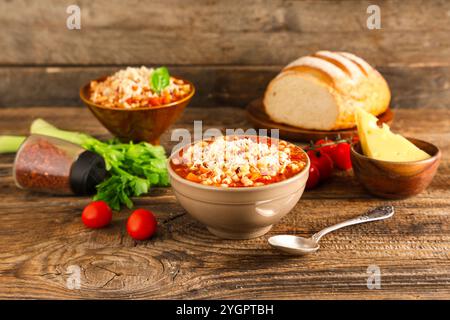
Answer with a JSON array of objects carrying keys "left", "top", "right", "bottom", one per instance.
[
  {"left": 315, "top": 139, "right": 340, "bottom": 163},
  {"left": 307, "top": 149, "right": 334, "bottom": 181},
  {"left": 82, "top": 201, "right": 112, "bottom": 229},
  {"left": 315, "top": 139, "right": 337, "bottom": 156},
  {"left": 306, "top": 163, "right": 321, "bottom": 190},
  {"left": 127, "top": 209, "right": 157, "bottom": 240},
  {"left": 334, "top": 142, "right": 352, "bottom": 170}
]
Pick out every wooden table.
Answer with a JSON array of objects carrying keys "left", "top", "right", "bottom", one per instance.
[{"left": 0, "top": 106, "right": 449, "bottom": 299}]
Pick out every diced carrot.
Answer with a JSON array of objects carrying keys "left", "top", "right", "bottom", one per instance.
[
  {"left": 162, "top": 94, "right": 171, "bottom": 104},
  {"left": 148, "top": 97, "right": 162, "bottom": 106},
  {"left": 199, "top": 166, "right": 209, "bottom": 174},
  {"left": 186, "top": 173, "right": 202, "bottom": 182}
]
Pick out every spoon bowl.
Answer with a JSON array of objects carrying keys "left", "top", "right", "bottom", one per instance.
[{"left": 268, "top": 235, "right": 319, "bottom": 255}]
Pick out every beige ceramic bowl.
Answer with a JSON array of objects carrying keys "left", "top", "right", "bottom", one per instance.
[{"left": 167, "top": 137, "right": 310, "bottom": 239}]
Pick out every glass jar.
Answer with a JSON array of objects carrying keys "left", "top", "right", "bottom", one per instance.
[{"left": 13, "top": 134, "right": 107, "bottom": 195}]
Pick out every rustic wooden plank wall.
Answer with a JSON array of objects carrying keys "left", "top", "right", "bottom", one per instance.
[{"left": 0, "top": 0, "right": 449, "bottom": 108}]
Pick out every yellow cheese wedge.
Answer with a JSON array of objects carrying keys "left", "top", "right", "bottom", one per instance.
[{"left": 355, "top": 108, "right": 430, "bottom": 162}]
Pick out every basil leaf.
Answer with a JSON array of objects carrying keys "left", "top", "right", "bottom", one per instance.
[{"left": 150, "top": 67, "right": 170, "bottom": 94}]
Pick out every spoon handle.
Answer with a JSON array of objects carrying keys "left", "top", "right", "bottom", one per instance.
[{"left": 312, "top": 206, "right": 395, "bottom": 242}]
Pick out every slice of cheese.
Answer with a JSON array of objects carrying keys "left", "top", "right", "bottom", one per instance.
[{"left": 355, "top": 108, "right": 430, "bottom": 162}]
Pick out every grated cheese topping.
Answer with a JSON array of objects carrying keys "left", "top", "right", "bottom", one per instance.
[
  {"left": 89, "top": 66, "right": 191, "bottom": 109},
  {"left": 171, "top": 136, "right": 307, "bottom": 187}
]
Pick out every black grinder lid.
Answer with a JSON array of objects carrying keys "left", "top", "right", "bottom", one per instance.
[{"left": 70, "top": 150, "right": 108, "bottom": 195}]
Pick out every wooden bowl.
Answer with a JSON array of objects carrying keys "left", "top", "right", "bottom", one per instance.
[
  {"left": 350, "top": 138, "right": 441, "bottom": 199},
  {"left": 80, "top": 77, "right": 195, "bottom": 144}
]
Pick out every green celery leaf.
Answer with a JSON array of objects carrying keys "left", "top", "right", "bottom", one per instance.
[
  {"left": 145, "top": 173, "right": 160, "bottom": 185},
  {"left": 94, "top": 175, "right": 123, "bottom": 211},
  {"left": 132, "top": 177, "right": 150, "bottom": 196},
  {"left": 158, "top": 171, "right": 170, "bottom": 186}
]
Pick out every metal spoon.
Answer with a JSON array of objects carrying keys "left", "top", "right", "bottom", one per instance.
[{"left": 268, "top": 205, "right": 395, "bottom": 255}]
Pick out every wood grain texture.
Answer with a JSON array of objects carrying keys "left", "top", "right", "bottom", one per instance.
[
  {"left": 0, "top": 106, "right": 449, "bottom": 299},
  {"left": 1, "top": 0, "right": 450, "bottom": 108},
  {"left": 1, "top": 0, "right": 450, "bottom": 66},
  {"left": 1, "top": 65, "right": 450, "bottom": 108}
]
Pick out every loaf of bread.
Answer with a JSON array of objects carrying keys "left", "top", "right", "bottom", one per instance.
[{"left": 263, "top": 51, "right": 391, "bottom": 130}]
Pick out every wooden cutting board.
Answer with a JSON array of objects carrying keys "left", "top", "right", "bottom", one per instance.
[{"left": 246, "top": 98, "right": 394, "bottom": 142}]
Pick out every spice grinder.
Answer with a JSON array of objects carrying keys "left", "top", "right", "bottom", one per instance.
[{"left": 13, "top": 134, "right": 107, "bottom": 195}]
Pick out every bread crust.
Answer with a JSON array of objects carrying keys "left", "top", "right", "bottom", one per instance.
[{"left": 264, "top": 51, "right": 391, "bottom": 130}]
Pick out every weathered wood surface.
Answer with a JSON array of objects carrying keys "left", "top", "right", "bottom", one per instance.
[
  {"left": 1, "top": 0, "right": 450, "bottom": 65},
  {"left": 1, "top": 0, "right": 450, "bottom": 108},
  {"left": 1, "top": 65, "right": 450, "bottom": 109},
  {"left": 0, "top": 106, "right": 448, "bottom": 299}
]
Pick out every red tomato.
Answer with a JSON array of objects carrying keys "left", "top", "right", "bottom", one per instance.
[
  {"left": 334, "top": 142, "right": 352, "bottom": 170},
  {"left": 127, "top": 209, "right": 157, "bottom": 240},
  {"left": 306, "top": 163, "right": 321, "bottom": 190},
  {"left": 315, "top": 139, "right": 337, "bottom": 155},
  {"left": 82, "top": 201, "right": 112, "bottom": 229},
  {"left": 315, "top": 139, "right": 339, "bottom": 163},
  {"left": 148, "top": 97, "right": 162, "bottom": 106},
  {"left": 307, "top": 149, "right": 334, "bottom": 181}
]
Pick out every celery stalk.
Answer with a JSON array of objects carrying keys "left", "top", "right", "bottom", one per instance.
[
  {"left": 30, "top": 118, "right": 93, "bottom": 146},
  {"left": 0, "top": 135, "right": 26, "bottom": 153}
]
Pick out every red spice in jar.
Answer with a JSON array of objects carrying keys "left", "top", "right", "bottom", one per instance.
[{"left": 13, "top": 135, "right": 107, "bottom": 195}]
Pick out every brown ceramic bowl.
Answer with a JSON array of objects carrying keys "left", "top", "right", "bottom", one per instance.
[
  {"left": 80, "top": 77, "right": 195, "bottom": 144},
  {"left": 167, "top": 136, "right": 310, "bottom": 239},
  {"left": 350, "top": 138, "right": 441, "bottom": 199}
]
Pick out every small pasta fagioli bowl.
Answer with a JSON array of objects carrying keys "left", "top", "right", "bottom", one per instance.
[
  {"left": 80, "top": 67, "right": 195, "bottom": 144},
  {"left": 167, "top": 135, "right": 310, "bottom": 239}
]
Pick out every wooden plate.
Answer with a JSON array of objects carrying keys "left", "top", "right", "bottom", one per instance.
[{"left": 246, "top": 99, "right": 394, "bottom": 142}]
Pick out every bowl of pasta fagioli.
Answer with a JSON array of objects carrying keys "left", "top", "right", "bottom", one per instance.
[{"left": 168, "top": 135, "right": 310, "bottom": 239}]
